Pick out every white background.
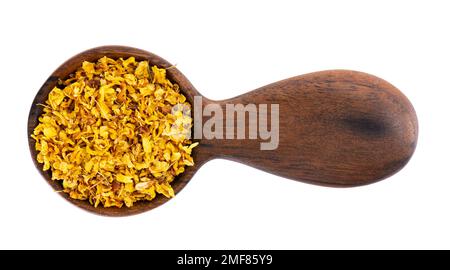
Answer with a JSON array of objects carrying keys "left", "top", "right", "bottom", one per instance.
[{"left": 0, "top": 0, "right": 449, "bottom": 249}]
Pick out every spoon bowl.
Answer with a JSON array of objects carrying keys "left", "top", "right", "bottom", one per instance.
[{"left": 28, "top": 46, "right": 418, "bottom": 216}]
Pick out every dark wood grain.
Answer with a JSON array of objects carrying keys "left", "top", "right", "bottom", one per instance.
[{"left": 28, "top": 46, "right": 418, "bottom": 216}]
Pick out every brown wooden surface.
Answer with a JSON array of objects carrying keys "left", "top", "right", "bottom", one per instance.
[
  {"left": 201, "top": 71, "right": 418, "bottom": 186},
  {"left": 28, "top": 46, "right": 418, "bottom": 216}
]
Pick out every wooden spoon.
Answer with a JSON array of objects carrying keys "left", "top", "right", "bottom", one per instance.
[{"left": 28, "top": 46, "right": 418, "bottom": 216}]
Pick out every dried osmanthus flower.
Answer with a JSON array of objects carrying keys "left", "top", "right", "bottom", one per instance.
[{"left": 32, "top": 56, "right": 198, "bottom": 207}]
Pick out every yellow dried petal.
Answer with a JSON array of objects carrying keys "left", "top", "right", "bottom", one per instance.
[
  {"left": 183, "top": 159, "right": 194, "bottom": 166},
  {"left": 124, "top": 183, "right": 135, "bottom": 193},
  {"left": 163, "top": 149, "right": 171, "bottom": 161},
  {"left": 135, "top": 181, "right": 151, "bottom": 191},
  {"left": 165, "top": 95, "right": 178, "bottom": 105},
  {"left": 84, "top": 160, "right": 94, "bottom": 173},
  {"left": 40, "top": 140, "right": 48, "bottom": 155},
  {"left": 142, "top": 136, "right": 152, "bottom": 153},
  {"left": 99, "top": 126, "right": 109, "bottom": 138},
  {"left": 156, "top": 183, "right": 175, "bottom": 198},
  {"left": 152, "top": 65, "right": 166, "bottom": 84},
  {"left": 116, "top": 174, "right": 134, "bottom": 184},
  {"left": 135, "top": 61, "right": 149, "bottom": 79},
  {"left": 154, "top": 87, "right": 165, "bottom": 99},
  {"left": 124, "top": 74, "right": 137, "bottom": 86},
  {"left": 189, "top": 142, "right": 199, "bottom": 149},
  {"left": 150, "top": 160, "right": 169, "bottom": 174},
  {"left": 171, "top": 152, "right": 181, "bottom": 162},
  {"left": 48, "top": 87, "right": 65, "bottom": 109},
  {"left": 122, "top": 57, "right": 136, "bottom": 67},
  {"left": 121, "top": 153, "right": 134, "bottom": 168},
  {"left": 97, "top": 100, "right": 111, "bottom": 120},
  {"left": 63, "top": 179, "right": 77, "bottom": 189},
  {"left": 43, "top": 126, "right": 57, "bottom": 138},
  {"left": 82, "top": 61, "right": 95, "bottom": 74},
  {"left": 139, "top": 84, "right": 155, "bottom": 96}
]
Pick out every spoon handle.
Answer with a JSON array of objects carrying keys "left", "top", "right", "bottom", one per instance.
[{"left": 197, "top": 70, "right": 418, "bottom": 186}]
